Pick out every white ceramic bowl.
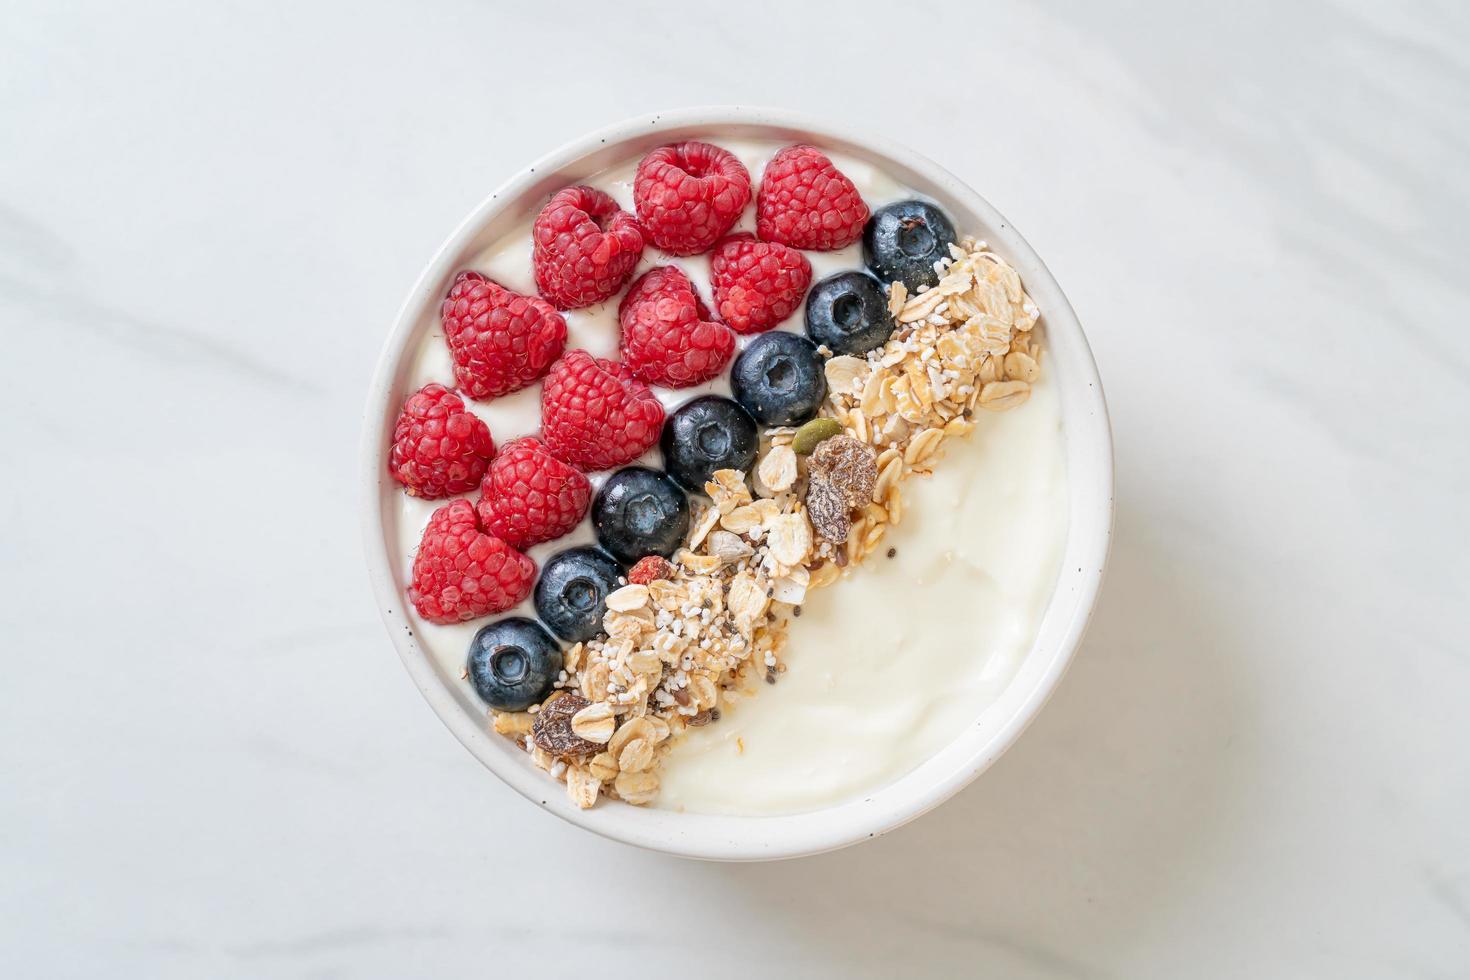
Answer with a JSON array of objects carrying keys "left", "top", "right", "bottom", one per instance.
[{"left": 361, "top": 107, "right": 1113, "bottom": 861}]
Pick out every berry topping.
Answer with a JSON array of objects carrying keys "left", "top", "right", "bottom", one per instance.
[
  {"left": 534, "top": 546, "right": 624, "bottom": 643},
  {"left": 709, "top": 233, "right": 812, "bottom": 334},
  {"left": 532, "top": 185, "right": 645, "bottom": 310},
  {"left": 805, "top": 271, "right": 894, "bottom": 356},
  {"left": 660, "top": 396, "right": 759, "bottom": 493},
  {"left": 466, "top": 617, "right": 562, "bottom": 711},
  {"left": 756, "top": 144, "right": 870, "bottom": 251},
  {"left": 619, "top": 266, "right": 736, "bottom": 388},
  {"left": 532, "top": 692, "right": 601, "bottom": 758},
  {"left": 730, "top": 331, "right": 827, "bottom": 427},
  {"left": 440, "top": 271, "right": 567, "bottom": 400},
  {"left": 627, "top": 555, "right": 675, "bottom": 585},
  {"left": 388, "top": 383, "right": 495, "bottom": 499},
  {"left": 475, "top": 436, "right": 591, "bottom": 550},
  {"left": 862, "top": 200, "right": 958, "bottom": 291},
  {"left": 540, "top": 350, "right": 665, "bottom": 472},
  {"left": 633, "top": 141, "right": 752, "bottom": 256},
  {"left": 592, "top": 467, "right": 690, "bottom": 565},
  {"left": 409, "top": 500, "right": 536, "bottom": 624}
]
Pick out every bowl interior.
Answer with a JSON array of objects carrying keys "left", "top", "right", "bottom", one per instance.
[{"left": 362, "top": 108, "right": 1112, "bottom": 861}]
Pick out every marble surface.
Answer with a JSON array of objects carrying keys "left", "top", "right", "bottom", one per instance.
[{"left": 3, "top": 1, "right": 1467, "bottom": 976}]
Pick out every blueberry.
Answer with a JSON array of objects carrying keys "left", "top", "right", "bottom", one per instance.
[
  {"left": 730, "top": 332, "right": 827, "bottom": 427},
  {"left": 466, "top": 617, "right": 561, "bottom": 711},
  {"left": 862, "top": 200, "right": 957, "bottom": 291},
  {"left": 804, "top": 271, "right": 893, "bottom": 356},
  {"left": 534, "top": 546, "right": 624, "bottom": 643},
  {"left": 660, "top": 396, "right": 759, "bottom": 492},
  {"left": 592, "top": 466, "right": 690, "bottom": 565}
]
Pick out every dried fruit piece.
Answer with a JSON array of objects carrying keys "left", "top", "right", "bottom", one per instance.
[
  {"left": 806, "top": 478, "right": 853, "bottom": 543},
  {"left": 530, "top": 693, "right": 601, "bottom": 758},
  {"left": 792, "top": 417, "right": 844, "bottom": 455},
  {"left": 808, "top": 435, "right": 877, "bottom": 507},
  {"left": 627, "top": 555, "right": 675, "bottom": 585}
]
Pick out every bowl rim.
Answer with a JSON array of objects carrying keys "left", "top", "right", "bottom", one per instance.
[{"left": 360, "top": 105, "right": 1114, "bottom": 861}]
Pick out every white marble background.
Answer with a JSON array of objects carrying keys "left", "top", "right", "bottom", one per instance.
[{"left": 3, "top": 1, "right": 1467, "bottom": 976}]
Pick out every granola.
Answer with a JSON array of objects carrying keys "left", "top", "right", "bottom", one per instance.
[{"left": 492, "top": 237, "right": 1041, "bottom": 809}]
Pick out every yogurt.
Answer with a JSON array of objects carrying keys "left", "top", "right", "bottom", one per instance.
[{"left": 392, "top": 139, "right": 1068, "bottom": 816}]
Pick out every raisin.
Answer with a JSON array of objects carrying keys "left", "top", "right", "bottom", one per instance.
[
  {"left": 530, "top": 692, "right": 600, "bottom": 758},
  {"left": 806, "top": 478, "right": 853, "bottom": 543},
  {"left": 807, "top": 434, "right": 877, "bottom": 508}
]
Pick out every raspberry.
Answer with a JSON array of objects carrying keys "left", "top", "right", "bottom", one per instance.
[
  {"left": 408, "top": 500, "right": 536, "bottom": 624},
  {"left": 756, "top": 145, "right": 870, "bottom": 251},
  {"left": 633, "top": 141, "right": 751, "bottom": 256},
  {"left": 618, "top": 266, "right": 735, "bottom": 388},
  {"left": 475, "top": 436, "right": 591, "bottom": 550},
  {"left": 532, "top": 185, "right": 645, "bottom": 309},
  {"left": 388, "top": 383, "right": 495, "bottom": 499},
  {"left": 441, "top": 271, "right": 566, "bottom": 400},
  {"left": 540, "top": 350, "right": 665, "bottom": 471},
  {"left": 627, "top": 555, "right": 675, "bottom": 585},
  {"left": 709, "top": 233, "right": 813, "bottom": 334}
]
